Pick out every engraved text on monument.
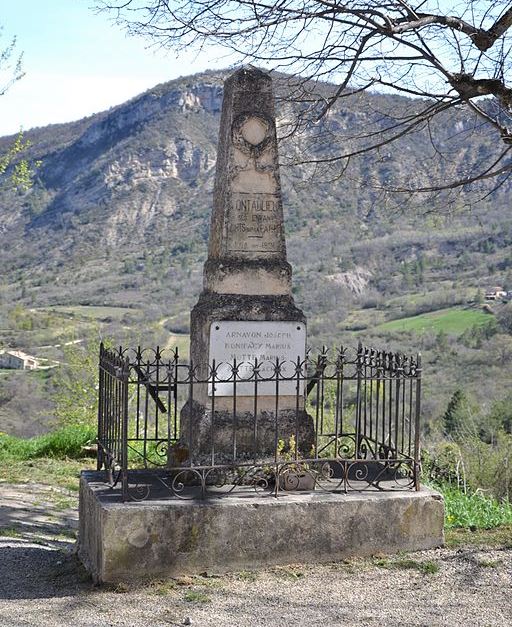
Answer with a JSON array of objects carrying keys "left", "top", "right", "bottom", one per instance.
[{"left": 227, "top": 191, "right": 281, "bottom": 253}]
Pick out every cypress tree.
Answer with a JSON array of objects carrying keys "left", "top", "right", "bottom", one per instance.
[{"left": 443, "top": 389, "right": 467, "bottom": 436}]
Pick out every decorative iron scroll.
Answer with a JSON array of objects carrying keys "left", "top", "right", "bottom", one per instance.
[{"left": 118, "top": 458, "right": 415, "bottom": 502}]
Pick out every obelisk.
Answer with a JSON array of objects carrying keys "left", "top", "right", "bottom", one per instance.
[{"left": 180, "top": 66, "right": 313, "bottom": 460}]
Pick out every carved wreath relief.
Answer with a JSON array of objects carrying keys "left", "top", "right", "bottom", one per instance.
[{"left": 227, "top": 114, "right": 284, "bottom": 256}]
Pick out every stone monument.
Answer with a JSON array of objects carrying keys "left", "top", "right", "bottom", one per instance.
[
  {"left": 79, "top": 67, "right": 445, "bottom": 584},
  {"left": 179, "top": 66, "right": 314, "bottom": 459}
]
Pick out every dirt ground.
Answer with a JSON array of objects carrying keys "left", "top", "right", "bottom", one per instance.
[{"left": 0, "top": 482, "right": 511, "bottom": 627}]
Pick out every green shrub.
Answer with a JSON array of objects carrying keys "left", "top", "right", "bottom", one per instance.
[
  {"left": 439, "top": 484, "right": 512, "bottom": 529},
  {"left": 426, "top": 390, "right": 512, "bottom": 502},
  {"left": 459, "top": 432, "right": 512, "bottom": 502},
  {"left": 422, "top": 442, "right": 466, "bottom": 486}
]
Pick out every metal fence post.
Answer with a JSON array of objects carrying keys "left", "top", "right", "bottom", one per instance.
[
  {"left": 121, "top": 355, "right": 130, "bottom": 501},
  {"left": 414, "top": 353, "right": 422, "bottom": 491},
  {"left": 355, "top": 341, "right": 363, "bottom": 458},
  {"left": 97, "top": 342, "right": 104, "bottom": 472}
]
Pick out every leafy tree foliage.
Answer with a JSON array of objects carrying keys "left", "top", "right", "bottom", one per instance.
[
  {"left": 53, "top": 338, "right": 103, "bottom": 427},
  {"left": 0, "top": 27, "right": 38, "bottom": 190},
  {"left": 497, "top": 302, "right": 512, "bottom": 334},
  {"left": 487, "top": 394, "right": 512, "bottom": 435},
  {"left": 431, "top": 390, "right": 512, "bottom": 501}
]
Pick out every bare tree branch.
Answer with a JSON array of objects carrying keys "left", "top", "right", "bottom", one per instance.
[{"left": 95, "top": 0, "right": 512, "bottom": 201}]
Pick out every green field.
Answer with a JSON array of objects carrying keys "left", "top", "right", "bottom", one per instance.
[
  {"left": 376, "top": 307, "right": 493, "bottom": 334},
  {"left": 39, "top": 305, "right": 139, "bottom": 320},
  {"left": 164, "top": 333, "right": 190, "bottom": 357}
]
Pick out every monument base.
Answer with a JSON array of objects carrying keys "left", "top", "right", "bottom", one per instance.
[
  {"left": 78, "top": 471, "right": 444, "bottom": 584},
  {"left": 176, "top": 400, "right": 315, "bottom": 462},
  {"left": 184, "top": 292, "right": 312, "bottom": 456}
]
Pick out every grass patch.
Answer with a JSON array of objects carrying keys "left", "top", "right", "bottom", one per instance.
[
  {"left": 432, "top": 483, "right": 512, "bottom": 548},
  {"left": 51, "top": 494, "right": 78, "bottom": 510},
  {"left": 54, "top": 530, "right": 77, "bottom": 541},
  {"left": 272, "top": 566, "right": 305, "bottom": 581},
  {"left": 234, "top": 570, "right": 258, "bottom": 582},
  {"left": 376, "top": 306, "right": 491, "bottom": 334},
  {"left": 0, "top": 457, "right": 94, "bottom": 491},
  {"left": 476, "top": 558, "right": 502, "bottom": 568},
  {"left": 419, "top": 560, "right": 440, "bottom": 574},
  {"left": 0, "top": 526, "right": 22, "bottom": 538},
  {"left": 148, "top": 579, "right": 178, "bottom": 596},
  {"left": 184, "top": 591, "right": 210, "bottom": 603},
  {"left": 374, "top": 557, "right": 439, "bottom": 574},
  {"left": 445, "top": 525, "right": 512, "bottom": 548},
  {"left": 0, "top": 424, "right": 96, "bottom": 461}
]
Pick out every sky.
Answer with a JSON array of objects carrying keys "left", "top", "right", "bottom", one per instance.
[
  {"left": 0, "top": 0, "right": 231, "bottom": 136},
  {"left": 0, "top": 0, "right": 478, "bottom": 138}
]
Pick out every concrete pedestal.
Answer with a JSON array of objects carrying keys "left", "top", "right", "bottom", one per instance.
[{"left": 78, "top": 471, "right": 444, "bottom": 584}]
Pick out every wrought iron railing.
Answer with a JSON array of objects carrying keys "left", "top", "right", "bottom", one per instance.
[{"left": 97, "top": 342, "right": 422, "bottom": 501}]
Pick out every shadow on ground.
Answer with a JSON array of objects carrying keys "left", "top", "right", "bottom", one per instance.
[
  {"left": 0, "top": 483, "right": 77, "bottom": 544},
  {"left": 0, "top": 543, "right": 92, "bottom": 600},
  {"left": 0, "top": 482, "right": 90, "bottom": 600}
]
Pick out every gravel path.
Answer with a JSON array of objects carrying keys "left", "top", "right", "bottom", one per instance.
[{"left": 1, "top": 483, "right": 511, "bottom": 627}]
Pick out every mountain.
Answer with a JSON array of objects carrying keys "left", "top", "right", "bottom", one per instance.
[{"left": 0, "top": 69, "right": 511, "bottom": 338}]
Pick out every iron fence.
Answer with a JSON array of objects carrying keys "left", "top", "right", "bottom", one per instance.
[{"left": 97, "top": 342, "right": 422, "bottom": 501}]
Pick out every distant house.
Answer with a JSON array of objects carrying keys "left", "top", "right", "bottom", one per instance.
[
  {"left": 0, "top": 350, "right": 39, "bottom": 370},
  {"left": 485, "top": 286, "right": 507, "bottom": 300}
]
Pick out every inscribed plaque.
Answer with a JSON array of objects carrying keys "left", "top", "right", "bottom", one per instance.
[{"left": 209, "top": 321, "right": 306, "bottom": 396}]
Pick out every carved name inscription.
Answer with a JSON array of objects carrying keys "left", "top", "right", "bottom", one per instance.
[
  {"left": 209, "top": 321, "right": 306, "bottom": 396},
  {"left": 226, "top": 192, "right": 282, "bottom": 254}
]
